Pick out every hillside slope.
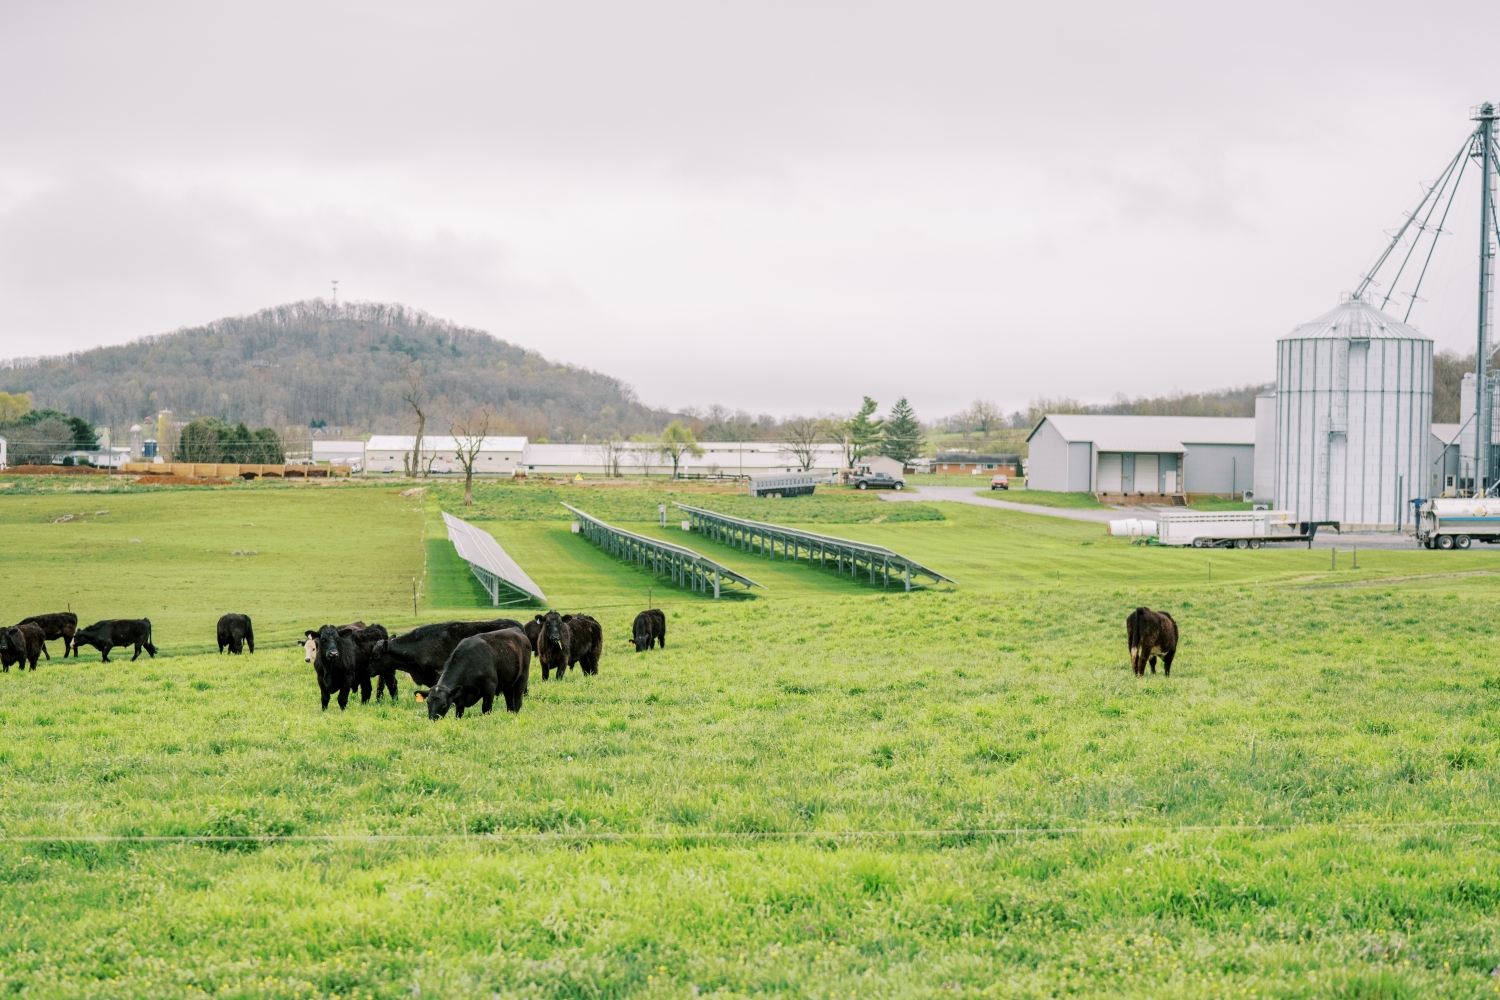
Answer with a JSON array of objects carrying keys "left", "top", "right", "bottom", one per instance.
[{"left": 0, "top": 301, "right": 667, "bottom": 439}]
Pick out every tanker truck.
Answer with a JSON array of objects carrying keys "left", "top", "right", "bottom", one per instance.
[{"left": 1415, "top": 498, "right": 1500, "bottom": 549}]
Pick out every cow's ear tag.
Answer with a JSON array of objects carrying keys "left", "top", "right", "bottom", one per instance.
[{"left": 415, "top": 692, "right": 426, "bottom": 703}]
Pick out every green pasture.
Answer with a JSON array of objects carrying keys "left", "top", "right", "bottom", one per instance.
[{"left": 5, "top": 476, "right": 1500, "bottom": 997}]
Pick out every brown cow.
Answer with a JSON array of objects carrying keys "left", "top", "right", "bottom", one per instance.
[
  {"left": 18, "top": 612, "right": 75, "bottom": 658},
  {"left": 0, "top": 623, "right": 45, "bottom": 671},
  {"left": 1125, "top": 607, "right": 1177, "bottom": 676}
]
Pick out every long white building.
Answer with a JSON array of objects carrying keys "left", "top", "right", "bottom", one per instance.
[
  {"left": 1026, "top": 414, "right": 1258, "bottom": 496},
  {"left": 354, "top": 437, "right": 845, "bottom": 477}
]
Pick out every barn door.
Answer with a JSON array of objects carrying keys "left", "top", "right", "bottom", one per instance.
[
  {"left": 1134, "top": 454, "right": 1159, "bottom": 493},
  {"left": 1121, "top": 453, "right": 1135, "bottom": 492}
]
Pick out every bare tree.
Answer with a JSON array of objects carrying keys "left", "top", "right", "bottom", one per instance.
[
  {"left": 450, "top": 407, "right": 492, "bottom": 505},
  {"left": 630, "top": 435, "right": 660, "bottom": 477},
  {"left": 400, "top": 364, "right": 428, "bottom": 479},
  {"left": 593, "top": 434, "right": 627, "bottom": 477},
  {"left": 780, "top": 415, "right": 830, "bottom": 471}
]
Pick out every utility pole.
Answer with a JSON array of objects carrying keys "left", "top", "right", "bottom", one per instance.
[
  {"left": 332, "top": 279, "right": 339, "bottom": 309},
  {"left": 1474, "top": 102, "right": 1496, "bottom": 495}
]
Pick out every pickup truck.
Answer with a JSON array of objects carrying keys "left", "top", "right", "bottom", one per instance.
[{"left": 853, "top": 471, "right": 905, "bottom": 491}]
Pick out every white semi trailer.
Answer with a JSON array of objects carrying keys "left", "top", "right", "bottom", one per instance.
[
  {"left": 1415, "top": 498, "right": 1500, "bottom": 549},
  {"left": 1153, "top": 509, "right": 1338, "bottom": 549}
]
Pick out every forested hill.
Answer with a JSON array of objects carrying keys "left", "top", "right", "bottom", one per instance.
[{"left": 0, "top": 301, "right": 669, "bottom": 439}]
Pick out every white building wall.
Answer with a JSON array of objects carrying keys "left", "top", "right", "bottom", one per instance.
[
  {"left": 1253, "top": 392, "right": 1276, "bottom": 500},
  {"left": 1024, "top": 421, "right": 1074, "bottom": 491}
]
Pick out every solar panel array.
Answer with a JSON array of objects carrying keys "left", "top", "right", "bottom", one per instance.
[
  {"left": 674, "top": 503, "right": 954, "bottom": 590},
  {"left": 441, "top": 511, "right": 547, "bottom": 605},
  {"left": 561, "top": 503, "right": 761, "bottom": 597}
]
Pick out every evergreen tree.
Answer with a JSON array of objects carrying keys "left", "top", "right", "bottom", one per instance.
[
  {"left": 843, "top": 396, "right": 884, "bottom": 464},
  {"left": 882, "top": 397, "right": 922, "bottom": 463}
]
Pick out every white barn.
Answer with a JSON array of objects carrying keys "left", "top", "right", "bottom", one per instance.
[
  {"left": 1026, "top": 414, "right": 1258, "bottom": 497},
  {"left": 364, "top": 435, "right": 528, "bottom": 475}
]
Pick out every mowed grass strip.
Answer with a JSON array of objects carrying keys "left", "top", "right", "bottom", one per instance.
[{"left": 5, "top": 484, "right": 1500, "bottom": 996}]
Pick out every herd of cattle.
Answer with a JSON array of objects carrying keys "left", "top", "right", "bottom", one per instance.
[
  {"left": 4, "top": 604, "right": 1178, "bottom": 712},
  {"left": 0, "top": 606, "right": 671, "bottom": 722}
]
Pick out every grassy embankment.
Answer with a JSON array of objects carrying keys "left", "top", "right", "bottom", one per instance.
[{"left": 3, "top": 476, "right": 1500, "bottom": 997}]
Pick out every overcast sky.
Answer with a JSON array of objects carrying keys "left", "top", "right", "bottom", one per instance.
[{"left": 2, "top": 1, "right": 1497, "bottom": 420}]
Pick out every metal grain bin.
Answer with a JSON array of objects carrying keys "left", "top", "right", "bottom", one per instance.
[{"left": 1273, "top": 297, "right": 1431, "bottom": 530}]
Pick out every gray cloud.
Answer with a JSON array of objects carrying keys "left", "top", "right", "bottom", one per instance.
[{"left": 1, "top": 1, "right": 1497, "bottom": 418}]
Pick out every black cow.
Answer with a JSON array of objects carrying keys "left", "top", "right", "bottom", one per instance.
[
  {"left": 307, "top": 624, "right": 356, "bottom": 710},
  {"left": 368, "top": 618, "right": 522, "bottom": 688},
  {"left": 0, "top": 623, "right": 45, "bottom": 671},
  {"left": 73, "top": 619, "right": 157, "bottom": 663},
  {"left": 420, "top": 628, "right": 532, "bottom": 719},
  {"left": 564, "top": 614, "right": 602, "bottom": 675},
  {"left": 345, "top": 623, "right": 396, "bottom": 703},
  {"left": 18, "top": 612, "right": 76, "bottom": 658},
  {"left": 534, "top": 611, "right": 603, "bottom": 680},
  {"left": 534, "top": 611, "right": 571, "bottom": 680},
  {"left": 216, "top": 613, "right": 255, "bottom": 655},
  {"left": 1125, "top": 607, "right": 1178, "bottom": 677},
  {"left": 631, "top": 609, "right": 666, "bottom": 652}
]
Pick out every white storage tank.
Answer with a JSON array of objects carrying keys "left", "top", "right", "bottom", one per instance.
[{"left": 1273, "top": 297, "right": 1431, "bottom": 530}]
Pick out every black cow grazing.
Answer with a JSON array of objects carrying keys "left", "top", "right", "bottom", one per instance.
[
  {"left": 0, "top": 623, "right": 45, "bottom": 671},
  {"left": 216, "top": 613, "right": 255, "bottom": 655},
  {"left": 345, "top": 623, "right": 396, "bottom": 703},
  {"left": 369, "top": 618, "right": 522, "bottom": 688},
  {"left": 73, "top": 619, "right": 157, "bottom": 663},
  {"left": 302, "top": 621, "right": 366, "bottom": 664},
  {"left": 308, "top": 624, "right": 357, "bottom": 710},
  {"left": 563, "top": 614, "right": 602, "bottom": 675},
  {"left": 1126, "top": 607, "right": 1178, "bottom": 677},
  {"left": 18, "top": 612, "right": 76, "bottom": 658},
  {"left": 420, "top": 628, "right": 532, "bottom": 719},
  {"left": 631, "top": 609, "right": 666, "bottom": 652}
]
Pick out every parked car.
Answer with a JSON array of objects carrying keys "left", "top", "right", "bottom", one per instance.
[
  {"left": 990, "top": 474, "right": 1009, "bottom": 490},
  {"left": 853, "top": 471, "right": 905, "bottom": 491}
]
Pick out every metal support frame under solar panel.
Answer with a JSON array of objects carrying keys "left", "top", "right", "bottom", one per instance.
[
  {"left": 561, "top": 503, "right": 761, "bottom": 599},
  {"left": 673, "top": 503, "right": 954, "bottom": 591}
]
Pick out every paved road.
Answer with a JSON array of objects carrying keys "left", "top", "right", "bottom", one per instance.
[
  {"left": 879, "top": 485, "right": 1423, "bottom": 549},
  {"left": 878, "top": 485, "right": 1122, "bottom": 523}
]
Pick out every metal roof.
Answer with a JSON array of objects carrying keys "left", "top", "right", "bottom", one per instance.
[
  {"left": 1028, "top": 414, "right": 1255, "bottom": 452},
  {"left": 1282, "top": 298, "right": 1429, "bottom": 341},
  {"left": 441, "top": 511, "right": 546, "bottom": 604},
  {"left": 367, "top": 435, "right": 528, "bottom": 451}
]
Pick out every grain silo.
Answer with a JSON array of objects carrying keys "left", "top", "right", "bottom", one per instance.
[{"left": 1271, "top": 297, "right": 1432, "bottom": 529}]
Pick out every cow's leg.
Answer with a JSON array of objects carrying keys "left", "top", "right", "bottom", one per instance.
[
  {"left": 39, "top": 643, "right": 49, "bottom": 661},
  {"left": 359, "top": 678, "right": 372, "bottom": 703},
  {"left": 321, "top": 686, "right": 331, "bottom": 711},
  {"left": 1163, "top": 650, "right": 1175, "bottom": 677},
  {"left": 100, "top": 645, "right": 111, "bottom": 663},
  {"left": 386, "top": 673, "right": 399, "bottom": 700},
  {"left": 454, "top": 702, "right": 465, "bottom": 718},
  {"left": 337, "top": 687, "right": 349, "bottom": 710},
  {"left": 481, "top": 695, "right": 494, "bottom": 714},
  {"left": 1149, "top": 654, "right": 1157, "bottom": 674}
]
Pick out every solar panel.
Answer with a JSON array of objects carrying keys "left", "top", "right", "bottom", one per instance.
[{"left": 441, "top": 511, "right": 546, "bottom": 605}]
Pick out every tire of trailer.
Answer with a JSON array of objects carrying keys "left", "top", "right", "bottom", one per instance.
[
  {"left": 1456, "top": 534, "right": 1472, "bottom": 549},
  {"left": 1235, "top": 539, "right": 1249, "bottom": 550},
  {"left": 1249, "top": 539, "right": 1262, "bottom": 549},
  {"left": 1438, "top": 534, "right": 1455, "bottom": 550}
]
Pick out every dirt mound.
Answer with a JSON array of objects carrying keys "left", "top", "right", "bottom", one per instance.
[
  {"left": 133, "top": 475, "right": 228, "bottom": 486},
  {"left": 1, "top": 465, "right": 108, "bottom": 476}
]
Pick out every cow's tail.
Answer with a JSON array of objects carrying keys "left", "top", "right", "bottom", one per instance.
[{"left": 144, "top": 618, "right": 157, "bottom": 653}]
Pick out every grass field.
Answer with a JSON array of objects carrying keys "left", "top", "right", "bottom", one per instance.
[{"left": 5, "top": 475, "right": 1500, "bottom": 997}]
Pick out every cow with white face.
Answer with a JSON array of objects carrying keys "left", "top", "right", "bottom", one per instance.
[{"left": 302, "top": 621, "right": 366, "bottom": 663}]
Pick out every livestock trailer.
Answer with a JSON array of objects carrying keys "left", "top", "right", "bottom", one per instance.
[
  {"left": 749, "top": 473, "right": 824, "bottom": 498},
  {"left": 1415, "top": 498, "right": 1500, "bottom": 549},
  {"left": 1155, "top": 509, "right": 1338, "bottom": 548}
]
